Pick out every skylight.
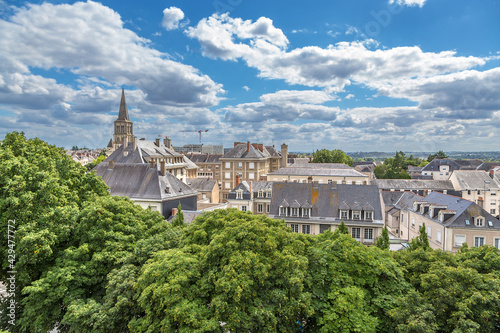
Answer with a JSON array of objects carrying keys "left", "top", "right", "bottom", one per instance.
[
  {"left": 488, "top": 221, "right": 494, "bottom": 227},
  {"left": 465, "top": 219, "right": 470, "bottom": 225}
]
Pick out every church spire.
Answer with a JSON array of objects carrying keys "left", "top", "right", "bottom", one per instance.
[{"left": 117, "top": 88, "right": 129, "bottom": 120}]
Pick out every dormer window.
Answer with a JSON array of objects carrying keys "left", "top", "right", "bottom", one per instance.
[
  {"left": 340, "top": 210, "right": 349, "bottom": 219},
  {"left": 353, "top": 211, "right": 361, "bottom": 220},
  {"left": 280, "top": 206, "right": 287, "bottom": 216},
  {"left": 266, "top": 190, "right": 272, "bottom": 198},
  {"left": 475, "top": 216, "right": 484, "bottom": 227},
  {"left": 236, "top": 190, "right": 243, "bottom": 199},
  {"left": 303, "top": 208, "right": 310, "bottom": 217},
  {"left": 258, "top": 190, "right": 263, "bottom": 198},
  {"left": 365, "top": 211, "right": 373, "bottom": 220},
  {"left": 291, "top": 207, "right": 298, "bottom": 216}
]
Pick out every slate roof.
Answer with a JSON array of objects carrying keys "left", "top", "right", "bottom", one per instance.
[
  {"left": 269, "top": 167, "right": 367, "bottom": 178},
  {"left": 269, "top": 183, "right": 383, "bottom": 221},
  {"left": 223, "top": 143, "right": 278, "bottom": 159},
  {"left": 265, "top": 146, "right": 281, "bottom": 157},
  {"left": 371, "top": 179, "right": 455, "bottom": 191},
  {"left": 94, "top": 162, "right": 197, "bottom": 201},
  {"left": 228, "top": 181, "right": 274, "bottom": 195},
  {"left": 381, "top": 191, "right": 405, "bottom": 206},
  {"left": 289, "top": 163, "right": 352, "bottom": 169},
  {"left": 476, "top": 162, "right": 500, "bottom": 171},
  {"left": 419, "top": 192, "right": 500, "bottom": 229},
  {"left": 105, "top": 140, "right": 186, "bottom": 165},
  {"left": 117, "top": 88, "right": 129, "bottom": 121},
  {"left": 421, "top": 159, "right": 461, "bottom": 172},
  {"left": 186, "top": 178, "right": 217, "bottom": 192},
  {"left": 187, "top": 154, "right": 222, "bottom": 163},
  {"left": 451, "top": 170, "right": 500, "bottom": 190}
]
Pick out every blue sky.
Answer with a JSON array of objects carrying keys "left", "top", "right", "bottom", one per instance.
[{"left": 1, "top": 0, "right": 500, "bottom": 152}]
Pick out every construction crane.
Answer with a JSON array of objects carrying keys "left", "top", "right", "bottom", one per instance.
[{"left": 181, "top": 129, "right": 209, "bottom": 143}]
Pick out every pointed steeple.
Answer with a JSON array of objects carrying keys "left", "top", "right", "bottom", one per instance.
[{"left": 117, "top": 88, "right": 129, "bottom": 120}]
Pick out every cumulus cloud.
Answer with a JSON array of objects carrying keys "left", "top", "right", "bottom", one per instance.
[
  {"left": 162, "top": 7, "right": 185, "bottom": 31},
  {"left": 0, "top": 1, "right": 223, "bottom": 109},
  {"left": 187, "top": 13, "right": 484, "bottom": 93},
  {"left": 389, "top": 0, "right": 427, "bottom": 7}
]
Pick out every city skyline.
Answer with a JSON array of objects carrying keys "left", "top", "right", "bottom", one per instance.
[{"left": 1, "top": 0, "right": 499, "bottom": 152}]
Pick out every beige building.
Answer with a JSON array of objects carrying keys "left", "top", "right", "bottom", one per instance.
[
  {"left": 267, "top": 163, "right": 369, "bottom": 185},
  {"left": 392, "top": 191, "right": 500, "bottom": 252},
  {"left": 219, "top": 142, "right": 286, "bottom": 201},
  {"left": 186, "top": 153, "right": 223, "bottom": 182},
  {"left": 187, "top": 178, "right": 220, "bottom": 204},
  {"left": 226, "top": 180, "right": 273, "bottom": 214},
  {"left": 449, "top": 170, "right": 500, "bottom": 217}
]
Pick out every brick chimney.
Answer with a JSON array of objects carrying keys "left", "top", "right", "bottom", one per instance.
[
  {"left": 236, "top": 174, "right": 241, "bottom": 187},
  {"left": 164, "top": 137, "right": 171, "bottom": 149},
  {"left": 160, "top": 159, "right": 166, "bottom": 175},
  {"left": 247, "top": 141, "right": 250, "bottom": 152}
]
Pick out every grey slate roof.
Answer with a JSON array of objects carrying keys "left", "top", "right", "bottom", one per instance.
[
  {"left": 187, "top": 178, "right": 217, "bottom": 192},
  {"left": 289, "top": 163, "right": 352, "bottom": 169},
  {"left": 223, "top": 143, "right": 277, "bottom": 159},
  {"left": 420, "top": 192, "right": 500, "bottom": 228},
  {"left": 476, "top": 162, "right": 500, "bottom": 171},
  {"left": 105, "top": 140, "right": 186, "bottom": 166},
  {"left": 371, "top": 179, "right": 455, "bottom": 191},
  {"left": 270, "top": 183, "right": 383, "bottom": 221},
  {"left": 451, "top": 170, "right": 500, "bottom": 190},
  {"left": 269, "top": 167, "right": 367, "bottom": 178},
  {"left": 381, "top": 191, "right": 405, "bottom": 206},
  {"left": 94, "top": 162, "right": 197, "bottom": 201},
  {"left": 187, "top": 154, "right": 222, "bottom": 163},
  {"left": 421, "top": 159, "right": 461, "bottom": 172}
]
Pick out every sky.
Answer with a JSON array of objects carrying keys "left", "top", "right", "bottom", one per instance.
[{"left": 1, "top": 0, "right": 500, "bottom": 152}]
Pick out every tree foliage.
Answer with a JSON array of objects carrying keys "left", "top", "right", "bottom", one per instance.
[
  {"left": 427, "top": 150, "right": 448, "bottom": 162},
  {"left": 410, "top": 223, "right": 430, "bottom": 251},
  {"left": 171, "top": 202, "right": 186, "bottom": 228},
  {"left": 312, "top": 149, "right": 353, "bottom": 166},
  {"left": 336, "top": 220, "right": 349, "bottom": 235},
  {"left": 375, "top": 151, "right": 426, "bottom": 179},
  {"left": 376, "top": 226, "right": 390, "bottom": 250}
]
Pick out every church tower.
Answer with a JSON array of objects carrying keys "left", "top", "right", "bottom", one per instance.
[{"left": 113, "top": 88, "right": 134, "bottom": 148}]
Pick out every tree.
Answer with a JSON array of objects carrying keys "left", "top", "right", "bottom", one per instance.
[
  {"left": 312, "top": 149, "right": 353, "bottom": 166},
  {"left": 171, "top": 202, "right": 185, "bottom": 228},
  {"left": 336, "top": 220, "right": 349, "bottom": 235},
  {"left": 410, "top": 223, "right": 430, "bottom": 251},
  {"left": 376, "top": 226, "right": 390, "bottom": 250},
  {"left": 427, "top": 150, "right": 447, "bottom": 162},
  {"left": 86, "top": 154, "right": 106, "bottom": 171},
  {"left": 132, "top": 209, "right": 313, "bottom": 332}
]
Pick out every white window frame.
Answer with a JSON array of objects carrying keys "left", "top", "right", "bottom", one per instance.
[
  {"left": 303, "top": 208, "right": 310, "bottom": 217},
  {"left": 224, "top": 182, "right": 231, "bottom": 189},
  {"left": 236, "top": 190, "right": 243, "bottom": 199},
  {"left": 249, "top": 162, "right": 254, "bottom": 169},
  {"left": 249, "top": 172, "right": 255, "bottom": 180},
  {"left": 225, "top": 162, "right": 230, "bottom": 169},
  {"left": 280, "top": 206, "right": 287, "bottom": 216},
  {"left": 291, "top": 207, "right": 298, "bottom": 216},
  {"left": 351, "top": 227, "right": 361, "bottom": 240},
  {"left": 474, "top": 236, "right": 485, "bottom": 247},
  {"left": 353, "top": 211, "right": 361, "bottom": 220},
  {"left": 302, "top": 225, "right": 311, "bottom": 234},
  {"left": 241, "top": 205, "right": 247, "bottom": 211},
  {"left": 225, "top": 172, "right": 230, "bottom": 179},
  {"left": 365, "top": 211, "right": 373, "bottom": 220},
  {"left": 266, "top": 204, "right": 270, "bottom": 213},
  {"left": 495, "top": 238, "right": 500, "bottom": 249},
  {"left": 340, "top": 210, "right": 348, "bottom": 219},
  {"left": 364, "top": 228, "right": 373, "bottom": 241},
  {"left": 437, "top": 230, "right": 442, "bottom": 243},
  {"left": 257, "top": 203, "right": 263, "bottom": 213},
  {"left": 475, "top": 217, "right": 484, "bottom": 227},
  {"left": 427, "top": 226, "right": 432, "bottom": 238},
  {"left": 291, "top": 224, "right": 299, "bottom": 233}
]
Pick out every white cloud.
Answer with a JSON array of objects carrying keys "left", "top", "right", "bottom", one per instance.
[
  {"left": 389, "top": 0, "right": 427, "bottom": 8},
  {"left": 187, "top": 13, "right": 485, "bottom": 93},
  {"left": 162, "top": 7, "right": 185, "bottom": 31},
  {"left": 0, "top": 1, "right": 223, "bottom": 108},
  {"left": 243, "top": 85, "right": 250, "bottom": 91}
]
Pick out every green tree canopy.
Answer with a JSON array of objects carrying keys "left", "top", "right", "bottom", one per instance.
[
  {"left": 427, "top": 150, "right": 448, "bottom": 162},
  {"left": 171, "top": 202, "right": 186, "bottom": 228},
  {"left": 132, "top": 209, "right": 312, "bottom": 333},
  {"left": 376, "top": 226, "right": 390, "bottom": 250},
  {"left": 312, "top": 149, "right": 353, "bottom": 166}
]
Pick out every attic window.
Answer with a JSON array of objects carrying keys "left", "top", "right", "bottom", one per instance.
[
  {"left": 236, "top": 190, "right": 243, "bottom": 199},
  {"left": 465, "top": 219, "right": 470, "bottom": 226},
  {"left": 488, "top": 220, "right": 494, "bottom": 227},
  {"left": 475, "top": 217, "right": 484, "bottom": 227}
]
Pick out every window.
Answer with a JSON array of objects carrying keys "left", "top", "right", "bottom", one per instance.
[
  {"left": 427, "top": 226, "right": 432, "bottom": 238},
  {"left": 340, "top": 210, "right": 348, "bottom": 219},
  {"left": 241, "top": 206, "right": 247, "bottom": 211},
  {"left": 291, "top": 208, "right": 298, "bottom": 216},
  {"left": 474, "top": 236, "right": 485, "bottom": 247},
  {"left": 258, "top": 190, "right": 263, "bottom": 198},
  {"left": 224, "top": 182, "right": 231, "bottom": 189},
  {"left": 468, "top": 190, "right": 471, "bottom": 195},
  {"left": 465, "top": 219, "right": 470, "bottom": 226},
  {"left": 364, "top": 228, "right": 373, "bottom": 241},
  {"left": 257, "top": 203, "right": 263, "bottom": 213},
  {"left": 351, "top": 227, "right": 361, "bottom": 240},
  {"left": 491, "top": 209, "right": 496, "bottom": 215},
  {"left": 249, "top": 173, "right": 255, "bottom": 180},
  {"left": 303, "top": 208, "right": 310, "bottom": 217},
  {"left": 249, "top": 162, "right": 254, "bottom": 169},
  {"left": 225, "top": 162, "right": 230, "bottom": 169},
  {"left": 302, "top": 225, "right": 311, "bottom": 234},
  {"left": 353, "top": 211, "right": 361, "bottom": 220},
  {"left": 236, "top": 191, "right": 243, "bottom": 199},
  {"left": 225, "top": 172, "right": 230, "bottom": 179},
  {"left": 328, "top": 179, "right": 333, "bottom": 184},
  {"left": 437, "top": 230, "right": 442, "bottom": 243},
  {"left": 365, "top": 211, "right": 373, "bottom": 220},
  {"left": 491, "top": 191, "right": 496, "bottom": 196},
  {"left": 491, "top": 200, "right": 496, "bottom": 205},
  {"left": 291, "top": 224, "right": 299, "bottom": 233},
  {"left": 237, "top": 162, "right": 243, "bottom": 168},
  {"left": 475, "top": 217, "right": 484, "bottom": 227},
  {"left": 495, "top": 238, "right": 500, "bottom": 249},
  {"left": 411, "top": 218, "right": 415, "bottom": 228},
  {"left": 455, "top": 235, "right": 466, "bottom": 247},
  {"left": 266, "top": 190, "right": 272, "bottom": 198},
  {"left": 215, "top": 165, "right": 219, "bottom": 170},
  {"left": 266, "top": 204, "right": 270, "bottom": 213},
  {"left": 280, "top": 207, "right": 287, "bottom": 216}
]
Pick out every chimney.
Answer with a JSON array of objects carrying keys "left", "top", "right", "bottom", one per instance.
[
  {"left": 249, "top": 181, "right": 253, "bottom": 199},
  {"left": 108, "top": 160, "right": 115, "bottom": 169},
  {"left": 281, "top": 143, "right": 288, "bottom": 168},
  {"left": 236, "top": 174, "right": 241, "bottom": 187},
  {"left": 140, "top": 138, "right": 145, "bottom": 141},
  {"left": 308, "top": 176, "right": 313, "bottom": 183},
  {"left": 247, "top": 141, "right": 250, "bottom": 152},
  {"left": 259, "top": 144, "right": 264, "bottom": 152},
  {"left": 150, "top": 159, "right": 155, "bottom": 168},
  {"left": 123, "top": 136, "right": 128, "bottom": 148},
  {"left": 133, "top": 136, "right": 137, "bottom": 150},
  {"left": 160, "top": 159, "right": 166, "bottom": 175},
  {"left": 155, "top": 138, "right": 161, "bottom": 147},
  {"left": 234, "top": 142, "right": 242, "bottom": 147},
  {"left": 171, "top": 208, "right": 178, "bottom": 216},
  {"left": 164, "top": 137, "right": 171, "bottom": 149}
]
